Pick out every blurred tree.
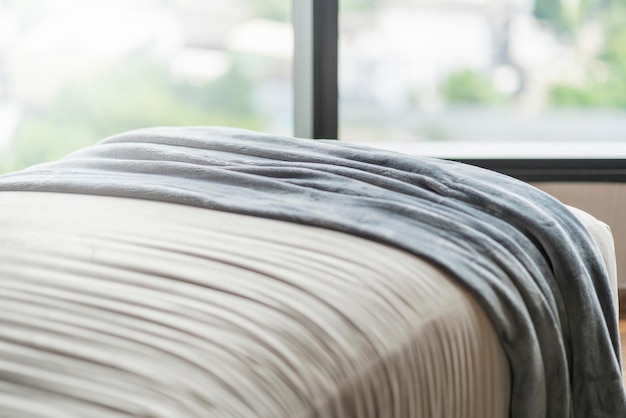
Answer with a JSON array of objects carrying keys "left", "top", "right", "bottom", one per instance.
[
  {"left": 8, "top": 55, "right": 262, "bottom": 171},
  {"left": 534, "top": 0, "right": 607, "bottom": 36},
  {"left": 255, "top": 0, "right": 290, "bottom": 21},
  {"left": 441, "top": 69, "right": 506, "bottom": 106},
  {"left": 535, "top": 0, "right": 568, "bottom": 31},
  {"left": 340, "top": 0, "right": 378, "bottom": 12},
  {"left": 549, "top": 0, "right": 626, "bottom": 108}
]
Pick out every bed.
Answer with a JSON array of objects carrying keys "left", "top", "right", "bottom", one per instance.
[{"left": 0, "top": 127, "right": 624, "bottom": 418}]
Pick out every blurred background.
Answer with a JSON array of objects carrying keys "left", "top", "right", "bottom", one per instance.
[
  {"left": 0, "top": 0, "right": 624, "bottom": 172},
  {"left": 340, "top": 0, "right": 626, "bottom": 144},
  {"left": 0, "top": 0, "right": 293, "bottom": 172}
]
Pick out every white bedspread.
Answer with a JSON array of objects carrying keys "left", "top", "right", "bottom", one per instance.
[{"left": 0, "top": 192, "right": 617, "bottom": 417}]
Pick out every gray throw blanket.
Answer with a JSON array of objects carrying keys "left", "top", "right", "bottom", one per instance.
[{"left": 0, "top": 126, "right": 623, "bottom": 418}]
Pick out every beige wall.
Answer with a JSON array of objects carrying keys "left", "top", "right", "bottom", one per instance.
[{"left": 532, "top": 182, "right": 626, "bottom": 288}]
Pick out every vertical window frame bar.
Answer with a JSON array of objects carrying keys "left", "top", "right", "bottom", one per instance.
[{"left": 292, "top": 0, "right": 338, "bottom": 139}]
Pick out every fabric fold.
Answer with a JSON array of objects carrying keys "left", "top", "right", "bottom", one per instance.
[{"left": 0, "top": 126, "right": 623, "bottom": 417}]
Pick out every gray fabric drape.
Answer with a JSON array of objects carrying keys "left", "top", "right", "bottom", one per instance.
[{"left": 0, "top": 126, "right": 623, "bottom": 417}]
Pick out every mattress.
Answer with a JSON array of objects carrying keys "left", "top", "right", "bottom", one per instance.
[{"left": 0, "top": 191, "right": 617, "bottom": 417}]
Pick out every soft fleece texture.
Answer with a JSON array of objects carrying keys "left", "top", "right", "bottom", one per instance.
[{"left": 0, "top": 126, "right": 624, "bottom": 417}]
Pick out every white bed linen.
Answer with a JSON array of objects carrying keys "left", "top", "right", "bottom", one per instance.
[{"left": 0, "top": 192, "right": 616, "bottom": 418}]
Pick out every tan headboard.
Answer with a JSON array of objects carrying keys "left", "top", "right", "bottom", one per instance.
[{"left": 532, "top": 182, "right": 626, "bottom": 290}]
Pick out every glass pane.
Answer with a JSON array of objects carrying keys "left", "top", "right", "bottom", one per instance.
[
  {"left": 339, "top": 0, "right": 626, "bottom": 145},
  {"left": 0, "top": 0, "right": 292, "bottom": 172}
]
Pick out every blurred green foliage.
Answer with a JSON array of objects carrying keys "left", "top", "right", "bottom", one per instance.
[
  {"left": 255, "top": 0, "right": 291, "bottom": 21},
  {"left": 0, "top": 0, "right": 284, "bottom": 173},
  {"left": 5, "top": 55, "right": 262, "bottom": 172},
  {"left": 341, "top": 0, "right": 379, "bottom": 12},
  {"left": 441, "top": 69, "right": 506, "bottom": 106},
  {"left": 549, "top": 0, "right": 626, "bottom": 108},
  {"left": 534, "top": 0, "right": 571, "bottom": 33},
  {"left": 534, "top": 0, "right": 605, "bottom": 36}
]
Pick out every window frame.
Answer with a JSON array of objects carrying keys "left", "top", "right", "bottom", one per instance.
[
  {"left": 292, "top": 0, "right": 338, "bottom": 139},
  {"left": 291, "top": 0, "right": 626, "bottom": 182}
]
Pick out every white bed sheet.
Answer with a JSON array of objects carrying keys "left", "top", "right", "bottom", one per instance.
[{"left": 0, "top": 192, "right": 617, "bottom": 418}]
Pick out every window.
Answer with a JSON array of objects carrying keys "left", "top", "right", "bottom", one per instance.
[
  {"left": 0, "top": 0, "right": 292, "bottom": 173},
  {"left": 2, "top": 0, "right": 625, "bottom": 174},
  {"left": 338, "top": 0, "right": 626, "bottom": 146}
]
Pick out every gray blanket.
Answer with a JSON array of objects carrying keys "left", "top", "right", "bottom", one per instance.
[{"left": 0, "top": 126, "right": 623, "bottom": 418}]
